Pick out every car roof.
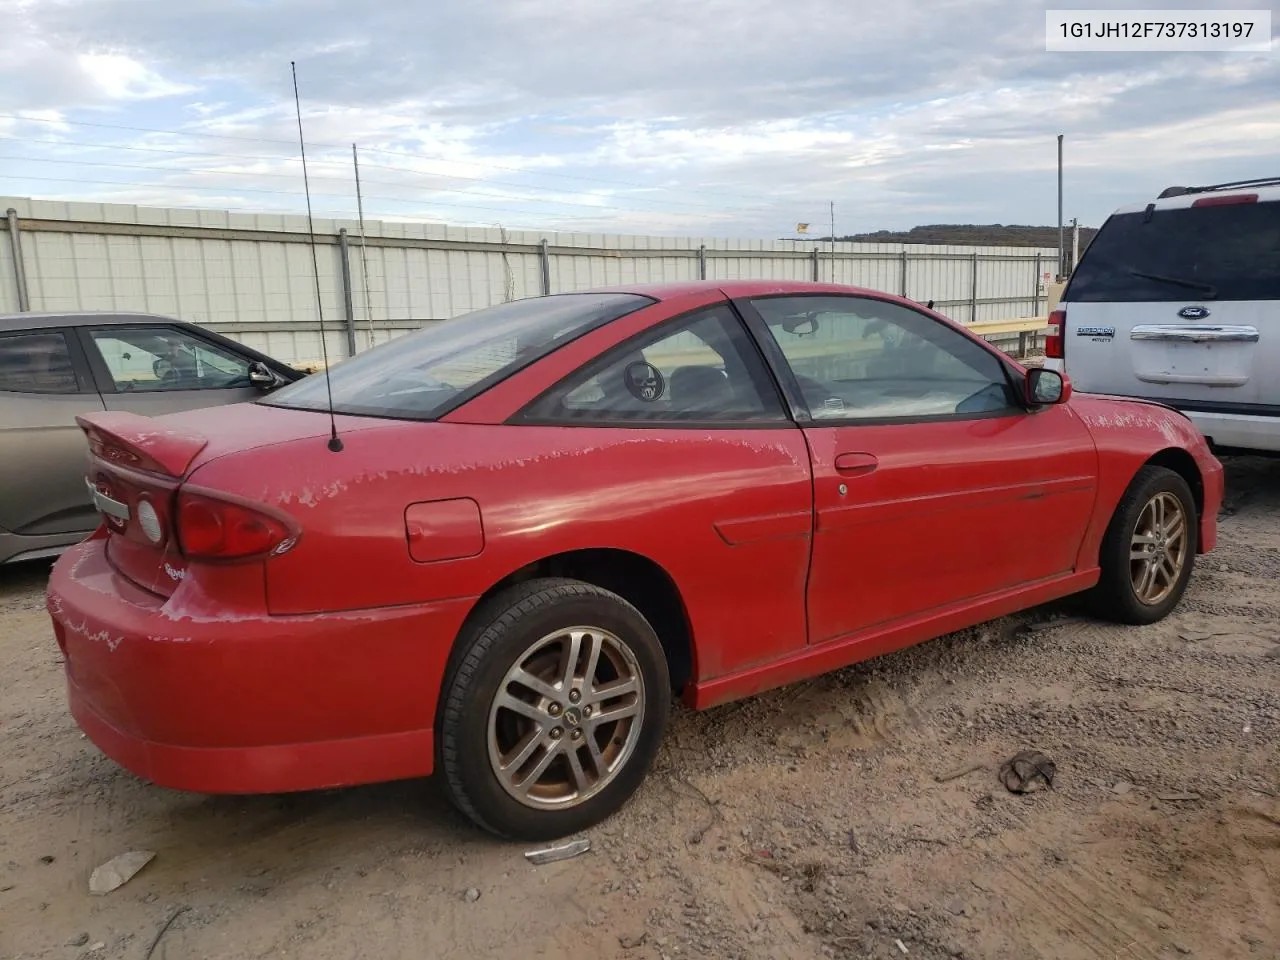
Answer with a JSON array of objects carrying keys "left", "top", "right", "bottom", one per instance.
[
  {"left": 1113, "top": 180, "right": 1280, "bottom": 216},
  {"left": 567, "top": 279, "right": 897, "bottom": 301},
  {"left": 0, "top": 310, "right": 186, "bottom": 333}
]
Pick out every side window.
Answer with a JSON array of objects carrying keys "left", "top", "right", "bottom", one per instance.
[
  {"left": 0, "top": 331, "right": 80, "bottom": 394},
  {"left": 523, "top": 304, "right": 786, "bottom": 423},
  {"left": 88, "top": 327, "right": 252, "bottom": 393},
  {"left": 752, "top": 295, "right": 1017, "bottom": 421}
]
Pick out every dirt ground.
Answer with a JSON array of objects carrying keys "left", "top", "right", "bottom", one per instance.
[{"left": 2, "top": 458, "right": 1277, "bottom": 960}]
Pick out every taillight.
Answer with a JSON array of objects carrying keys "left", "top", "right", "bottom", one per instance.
[
  {"left": 176, "top": 488, "right": 299, "bottom": 562},
  {"left": 1046, "top": 308, "right": 1065, "bottom": 359}
]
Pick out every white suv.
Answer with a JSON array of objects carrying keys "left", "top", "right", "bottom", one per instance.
[{"left": 1047, "top": 177, "right": 1280, "bottom": 455}]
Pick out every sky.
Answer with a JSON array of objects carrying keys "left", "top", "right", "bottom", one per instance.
[{"left": 0, "top": 0, "right": 1277, "bottom": 238}]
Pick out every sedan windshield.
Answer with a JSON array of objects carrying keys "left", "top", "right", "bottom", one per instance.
[{"left": 261, "top": 292, "right": 655, "bottom": 420}]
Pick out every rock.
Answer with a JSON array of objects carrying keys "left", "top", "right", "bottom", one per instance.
[
  {"left": 68, "top": 934, "right": 89, "bottom": 947},
  {"left": 1174, "top": 945, "right": 1191, "bottom": 955},
  {"left": 1111, "top": 781, "right": 1132, "bottom": 796},
  {"left": 89, "top": 851, "right": 155, "bottom": 895},
  {"left": 946, "top": 897, "right": 967, "bottom": 916},
  {"left": 463, "top": 887, "right": 481, "bottom": 903},
  {"left": 38, "top": 855, "right": 55, "bottom": 865}
]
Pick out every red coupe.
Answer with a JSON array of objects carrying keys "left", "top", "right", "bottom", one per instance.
[{"left": 47, "top": 281, "right": 1222, "bottom": 840}]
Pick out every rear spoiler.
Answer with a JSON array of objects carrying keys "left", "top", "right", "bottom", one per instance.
[{"left": 76, "top": 412, "right": 209, "bottom": 478}]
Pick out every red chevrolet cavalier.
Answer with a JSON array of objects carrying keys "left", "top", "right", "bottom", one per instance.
[{"left": 48, "top": 281, "right": 1222, "bottom": 840}]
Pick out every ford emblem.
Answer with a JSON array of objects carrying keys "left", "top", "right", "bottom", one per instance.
[{"left": 1178, "top": 305, "right": 1210, "bottom": 320}]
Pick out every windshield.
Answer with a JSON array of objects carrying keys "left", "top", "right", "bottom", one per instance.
[
  {"left": 261, "top": 292, "right": 655, "bottom": 420},
  {"left": 1065, "top": 200, "right": 1280, "bottom": 303}
]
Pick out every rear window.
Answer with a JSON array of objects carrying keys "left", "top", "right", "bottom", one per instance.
[
  {"left": 261, "top": 292, "right": 655, "bottom": 420},
  {"left": 1065, "top": 200, "right": 1280, "bottom": 303}
]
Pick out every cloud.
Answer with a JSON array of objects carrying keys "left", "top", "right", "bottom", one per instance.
[{"left": 0, "top": 0, "right": 1275, "bottom": 235}]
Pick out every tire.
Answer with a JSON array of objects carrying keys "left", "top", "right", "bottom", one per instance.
[
  {"left": 1087, "top": 465, "right": 1198, "bottom": 625},
  {"left": 438, "top": 577, "right": 671, "bottom": 841}
]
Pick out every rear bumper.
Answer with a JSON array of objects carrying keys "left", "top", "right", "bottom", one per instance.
[
  {"left": 0, "top": 528, "right": 87, "bottom": 565},
  {"left": 47, "top": 540, "right": 476, "bottom": 794},
  {"left": 1185, "top": 410, "right": 1280, "bottom": 455}
]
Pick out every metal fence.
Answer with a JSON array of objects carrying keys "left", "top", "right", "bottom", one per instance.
[{"left": 2, "top": 197, "right": 1059, "bottom": 367}]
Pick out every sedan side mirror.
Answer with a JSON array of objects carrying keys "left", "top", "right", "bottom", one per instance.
[
  {"left": 1026, "top": 367, "right": 1071, "bottom": 406},
  {"left": 248, "top": 361, "right": 284, "bottom": 391}
]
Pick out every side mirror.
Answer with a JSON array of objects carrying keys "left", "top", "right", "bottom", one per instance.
[
  {"left": 248, "top": 361, "right": 284, "bottom": 391},
  {"left": 1026, "top": 367, "right": 1071, "bottom": 406}
]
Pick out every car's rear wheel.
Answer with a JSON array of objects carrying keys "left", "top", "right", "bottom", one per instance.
[
  {"left": 438, "top": 578, "right": 671, "bottom": 841},
  {"left": 1087, "top": 465, "right": 1198, "bottom": 625}
]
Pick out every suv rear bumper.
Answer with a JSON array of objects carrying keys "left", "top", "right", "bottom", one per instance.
[{"left": 1184, "top": 410, "right": 1280, "bottom": 455}]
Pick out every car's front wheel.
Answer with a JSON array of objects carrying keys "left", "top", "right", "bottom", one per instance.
[
  {"left": 1088, "top": 465, "right": 1198, "bottom": 625},
  {"left": 438, "top": 578, "right": 671, "bottom": 841}
]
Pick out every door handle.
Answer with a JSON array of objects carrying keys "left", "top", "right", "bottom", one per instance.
[{"left": 834, "top": 452, "right": 879, "bottom": 476}]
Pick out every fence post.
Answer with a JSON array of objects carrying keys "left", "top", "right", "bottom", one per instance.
[
  {"left": 6, "top": 208, "right": 30, "bottom": 312},
  {"left": 337, "top": 229, "right": 357, "bottom": 357},
  {"left": 811, "top": 248, "right": 819, "bottom": 282},
  {"left": 899, "top": 250, "right": 908, "bottom": 297},
  {"left": 698, "top": 244, "right": 707, "bottom": 280},
  {"left": 1032, "top": 252, "right": 1042, "bottom": 315},
  {"left": 540, "top": 239, "right": 551, "bottom": 295},
  {"left": 969, "top": 252, "right": 979, "bottom": 323}
]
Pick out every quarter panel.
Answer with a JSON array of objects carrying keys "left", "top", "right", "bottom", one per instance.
[
  {"left": 192, "top": 422, "right": 816, "bottom": 683},
  {"left": 0, "top": 391, "right": 106, "bottom": 535}
]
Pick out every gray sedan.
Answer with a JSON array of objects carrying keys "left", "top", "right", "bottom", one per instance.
[{"left": 0, "top": 311, "right": 303, "bottom": 565}]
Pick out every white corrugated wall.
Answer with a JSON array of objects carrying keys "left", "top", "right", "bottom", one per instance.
[{"left": 1, "top": 197, "right": 1058, "bottom": 366}]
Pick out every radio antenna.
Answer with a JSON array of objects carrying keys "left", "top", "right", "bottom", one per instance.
[{"left": 290, "top": 60, "right": 343, "bottom": 453}]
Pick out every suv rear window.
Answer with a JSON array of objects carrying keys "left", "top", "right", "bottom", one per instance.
[
  {"left": 1065, "top": 200, "right": 1280, "bottom": 303},
  {"left": 261, "top": 292, "right": 655, "bottom": 420}
]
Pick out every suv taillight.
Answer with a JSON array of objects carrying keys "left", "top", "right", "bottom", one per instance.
[
  {"left": 176, "top": 488, "right": 299, "bottom": 562},
  {"left": 1046, "top": 308, "right": 1065, "bottom": 359}
]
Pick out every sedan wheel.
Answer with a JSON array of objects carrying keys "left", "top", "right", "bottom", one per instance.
[
  {"left": 1128, "top": 491, "right": 1189, "bottom": 606},
  {"left": 487, "top": 626, "right": 645, "bottom": 810},
  {"left": 439, "top": 578, "right": 670, "bottom": 841},
  {"left": 1088, "top": 465, "right": 1198, "bottom": 625}
]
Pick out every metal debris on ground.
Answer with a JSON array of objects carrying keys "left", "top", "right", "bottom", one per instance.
[
  {"left": 935, "top": 761, "right": 986, "bottom": 783},
  {"left": 144, "top": 906, "right": 190, "bottom": 960},
  {"left": 89, "top": 851, "right": 155, "bottom": 895},
  {"left": 895, "top": 938, "right": 910, "bottom": 954},
  {"left": 998, "top": 750, "right": 1056, "bottom": 794},
  {"left": 524, "top": 837, "right": 591, "bottom": 865}
]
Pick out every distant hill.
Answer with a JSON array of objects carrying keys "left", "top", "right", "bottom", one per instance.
[{"left": 829, "top": 224, "right": 1098, "bottom": 249}]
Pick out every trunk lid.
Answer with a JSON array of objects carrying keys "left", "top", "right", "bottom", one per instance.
[{"left": 76, "top": 403, "right": 386, "bottom": 597}]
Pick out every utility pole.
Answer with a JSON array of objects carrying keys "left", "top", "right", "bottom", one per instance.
[
  {"left": 829, "top": 201, "right": 836, "bottom": 283},
  {"left": 1057, "top": 134, "right": 1064, "bottom": 280},
  {"left": 1071, "top": 217, "right": 1080, "bottom": 274}
]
